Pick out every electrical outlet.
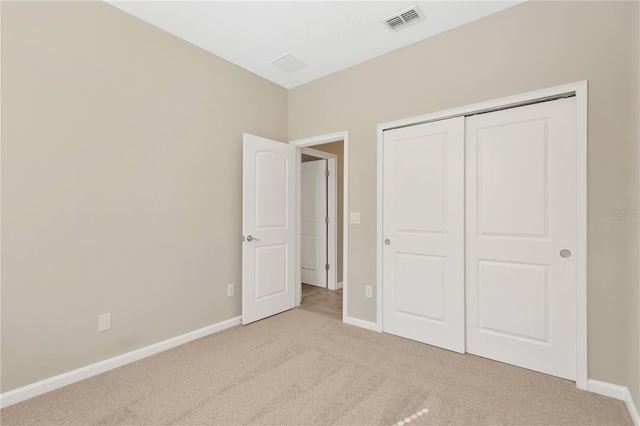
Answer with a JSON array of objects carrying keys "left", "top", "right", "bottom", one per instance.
[
  {"left": 98, "top": 313, "right": 112, "bottom": 332},
  {"left": 365, "top": 285, "right": 373, "bottom": 298},
  {"left": 227, "top": 283, "right": 235, "bottom": 297}
]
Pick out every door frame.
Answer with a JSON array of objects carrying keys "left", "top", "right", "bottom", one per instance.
[
  {"left": 300, "top": 147, "right": 338, "bottom": 291},
  {"left": 291, "top": 131, "right": 349, "bottom": 322},
  {"left": 376, "top": 81, "right": 588, "bottom": 390}
]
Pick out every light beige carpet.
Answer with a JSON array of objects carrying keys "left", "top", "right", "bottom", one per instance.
[{"left": 1, "top": 309, "right": 633, "bottom": 425}]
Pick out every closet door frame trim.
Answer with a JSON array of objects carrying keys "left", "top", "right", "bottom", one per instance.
[{"left": 376, "top": 80, "right": 588, "bottom": 390}]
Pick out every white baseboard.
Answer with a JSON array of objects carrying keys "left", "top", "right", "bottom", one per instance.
[
  {"left": 344, "top": 315, "right": 380, "bottom": 332},
  {"left": 336, "top": 281, "right": 343, "bottom": 290},
  {"left": 0, "top": 316, "right": 242, "bottom": 409},
  {"left": 625, "top": 393, "right": 640, "bottom": 426},
  {"left": 588, "top": 379, "right": 640, "bottom": 425}
]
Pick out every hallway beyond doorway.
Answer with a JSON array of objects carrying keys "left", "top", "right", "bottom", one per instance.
[{"left": 299, "top": 284, "right": 343, "bottom": 320}]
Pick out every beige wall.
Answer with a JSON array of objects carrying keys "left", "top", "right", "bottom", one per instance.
[
  {"left": 629, "top": 1, "right": 640, "bottom": 409},
  {"left": 289, "top": 0, "right": 640, "bottom": 401},
  {"left": 1, "top": 1, "right": 287, "bottom": 392}
]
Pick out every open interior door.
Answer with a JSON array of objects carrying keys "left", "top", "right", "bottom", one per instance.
[
  {"left": 301, "top": 159, "right": 328, "bottom": 288},
  {"left": 242, "top": 133, "right": 296, "bottom": 325}
]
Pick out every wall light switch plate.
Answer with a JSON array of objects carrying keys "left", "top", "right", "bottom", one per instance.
[
  {"left": 98, "top": 313, "right": 112, "bottom": 332},
  {"left": 365, "top": 285, "right": 373, "bottom": 298},
  {"left": 227, "top": 283, "right": 235, "bottom": 297},
  {"left": 350, "top": 212, "right": 361, "bottom": 224}
]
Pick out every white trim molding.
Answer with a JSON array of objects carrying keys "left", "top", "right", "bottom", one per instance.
[
  {"left": 377, "top": 80, "right": 589, "bottom": 387},
  {"left": 290, "top": 131, "right": 349, "bottom": 322},
  {"left": 0, "top": 316, "right": 242, "bottom": 409},
  {"left": 344, "top": 316, "right": 379, "bottom": 332},
  {"left": 574, "top": 81, "right": 589, "bottom": 391},
  {"left": 588, "top": 380, "right": 640, "bottom": 425}
]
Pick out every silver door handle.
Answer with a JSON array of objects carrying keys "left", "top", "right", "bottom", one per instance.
[
  {"left": 384, "top": 239, "right": 391, "bottom": 246},
  {"left": 246, "top": 235, "right": 260, "bottom": 242},
  {"left": 560, "top": 249, "right": 571, "bottom": 258}
]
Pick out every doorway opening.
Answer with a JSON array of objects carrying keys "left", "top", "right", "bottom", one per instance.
[
  {"left": 291, "top": 132, "right": 348, "bottom": 322},
  {"left": 300, "top": 150, "right": 334, "bottom": 290}
]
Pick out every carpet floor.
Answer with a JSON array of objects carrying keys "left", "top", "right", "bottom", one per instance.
[{"left": 1, "top": 309, "right": 633, "bottom": 425}]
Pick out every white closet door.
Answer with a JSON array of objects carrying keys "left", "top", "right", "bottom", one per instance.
[
  {"left": 301, "top": 160, "right": 327, "bottom": 287},
  {"left": 382, "top": 116, "right": 465, "bottom": 353},
  {"left": 465, "top": 98, "right": 577, "bottom": 380}
]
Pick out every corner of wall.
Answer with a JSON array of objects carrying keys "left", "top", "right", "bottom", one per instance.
[{"left": 631, "top": 0, "right": 640, "bottom": 413}]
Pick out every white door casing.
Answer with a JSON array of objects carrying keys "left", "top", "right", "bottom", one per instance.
[
  {"left": 382, "top": 116, "right": 465, "bottom": 353},
  {"left": 292, "top": 133, "right": 348, "bottom": 315},
  {"left": 242, "top": 133, "right": 296, "bottom": 325},
  {"left": 465, "top": 98, "right": 577, "bottom": 380},
  {"left": 301, "top": 159, "right": 328, "bottom": 287}
]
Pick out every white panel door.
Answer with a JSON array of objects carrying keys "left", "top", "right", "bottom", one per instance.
[
  {"left": 382, "top": 116, "right": 465, "bottom": 353},
  {"left": 466, "top": 98, "right": 577, "bottom": 380},
  {"left": 242, "top": 134, "right": 296, "bottom": 325},
  {"left": 301, "top": 160, "right": 327, "bottom": 287}
]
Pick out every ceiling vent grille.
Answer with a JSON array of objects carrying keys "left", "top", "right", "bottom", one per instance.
[
  {"left": 271, "top": 54, "right": 308, "bottom": 74},
  {"left": 383, "top": 5, "right": 424, "bottom": 31}
]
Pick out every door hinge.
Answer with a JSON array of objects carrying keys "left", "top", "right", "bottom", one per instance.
[
  {"left": 325, "top": 264, "right": 330, "bottom": 270},
  {"left": 325, "top": 170, "right": 330, "bottom": 177},
  {"left": 325, "top": 217, "right": 330, "bottom": 224}
]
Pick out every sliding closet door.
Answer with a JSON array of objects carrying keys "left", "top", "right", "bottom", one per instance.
[
  {"left": 465, "top": 98, "right": 577, "bottom": 380},
  {"left": 382, "top": 117, "right": 465, "bottom": 353}
]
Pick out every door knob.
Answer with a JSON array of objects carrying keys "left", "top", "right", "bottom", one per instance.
[
  {"left": 246, "top": 235, "right": 261, "bottom": 242},
  {"left": 384, "top": 239, "right": 391, "bottom": 246},
  {"left": 560, "top": 249, "right": 571, "bottom": 258}
]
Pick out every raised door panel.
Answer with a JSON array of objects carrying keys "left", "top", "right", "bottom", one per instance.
[
  {"left": 394, "top": 134, "right": 446, "bottom": 234},
  {"left": 394, "top": 253, "right": 445, "bottom": 323},
  {"left": 477, "top": 121, "right": 548, "bottom": 237},
  {"left": 255, "top": 152, "right": 289, "bottom": 229},
  {"left": 254, "top": 244, "right": 288, "bottom": 300},
  {"left": 477, "top": 260, "right": 549, "bottom": 342}
]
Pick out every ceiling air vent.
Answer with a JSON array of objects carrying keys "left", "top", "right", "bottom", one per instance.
[
  {"left": 271, "top": 54, "right": 308, "bottom": 74},
  {"left": 383, "top": 5, "right": 424, "bottom": 31}
]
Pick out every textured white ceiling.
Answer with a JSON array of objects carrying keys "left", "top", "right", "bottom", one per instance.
[{"left": 105, "top": 1, "right": 523, "bottom": 89}]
